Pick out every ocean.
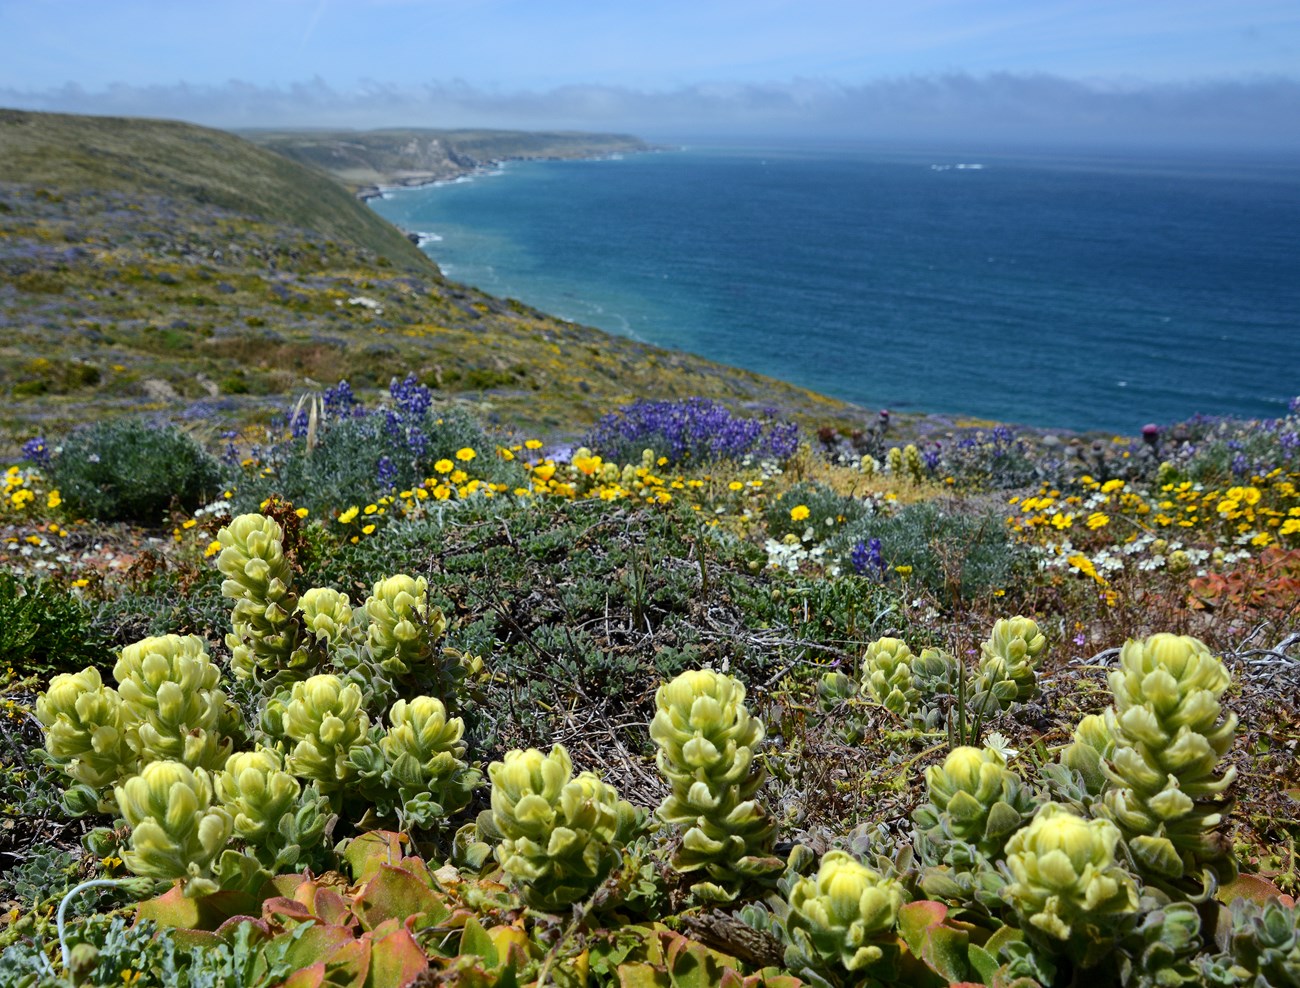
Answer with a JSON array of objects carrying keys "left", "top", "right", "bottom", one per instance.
[{"left": 368, "top": 145, "right": 1300, "bottom": 434}]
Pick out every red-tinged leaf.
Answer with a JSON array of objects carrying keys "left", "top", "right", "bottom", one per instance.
[
  {"left": 345, "top": 831, "right": 410, "bottom": 883},
  {"left": 279, "top": 961, "right": 327, "bottom": 988},
  {"left": 897, "top": 900, "right": 949, "bottom": 955},
  {"left": 366, "top": 928, "right": 429, "bottom": 988},
  {"left": 263, "top": 896, "right": 318, "bottom": 925},
  {"left": 215, "top": 915, "right": 273, "bottom": 941},
  {"left": 328, "top": 937, "right": 372, "bottom": 986},
  {"left": 356, "top": 864, "right": 448, "bottom": 930},
  {"left": 311, "top": 886, "right": 356, "bottom": 928},
  {"left": 1217, "top": 872, "right": 1296, "bottom": 908},
  {"left": 135, "top": 885, "right": 259, "bottom": 931}
]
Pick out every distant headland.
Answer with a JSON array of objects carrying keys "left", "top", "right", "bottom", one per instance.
[{"left": 238, "top": 127, "right": 660, "bottom": 200}]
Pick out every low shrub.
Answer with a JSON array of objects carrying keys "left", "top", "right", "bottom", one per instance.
[
  {"left": 46, "top": 419, "right": 222, "bottom": 524},
  {"left": 834, "top": 499, "right": 1029, "bottom": 602},
  {"left": 0, "top": 571, "right": 113, "bottom": 679}
]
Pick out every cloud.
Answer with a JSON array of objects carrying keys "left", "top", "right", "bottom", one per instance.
[{"left": 3, "top": 73, "right": 1298, "bottom": 149}]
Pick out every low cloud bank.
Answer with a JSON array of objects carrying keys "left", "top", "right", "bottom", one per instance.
[{"left": 4, "top": 74, "right": 1298, "bottom": 150}]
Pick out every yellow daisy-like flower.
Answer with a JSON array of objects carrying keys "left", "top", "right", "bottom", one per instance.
[
  {"left": 790, "top": 504, "right": 810, "bottom": 522},
  {"left": 728, "top": 481, "right": 744, "bottom": 491},
  {"left": 362, "top": 524, "right": 376, "bottom": 535},
  {"left": 338, "top": 505, "right": 359, "bottom": 524},
  {"left": 46, "top": 491, "right": 62, "bottom": 509},
  {"left": 294, "top": 507, "right": 309, "bottom": 518},
  {"left": 456, "top": 447, "right": 476, "bottom": 462},
  {"left": 525, "top": 439, "right": 543, "bottom": 450},
  {"left": 203, "top": 540, "right": 223, "bottom": 558},
  {"left": 1086, "top": 512, "right": 1110, "bottom": 530},
  {"left": 434, "top": 459, "right": 454, "bottom": 474}
]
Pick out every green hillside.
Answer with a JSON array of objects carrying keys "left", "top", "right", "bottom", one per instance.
[
  {"left": 0, "top": 108, "right": 858, "bottom": 446},
  {"left": 0, "top": 108, "right": 432, "bottom": 271}
]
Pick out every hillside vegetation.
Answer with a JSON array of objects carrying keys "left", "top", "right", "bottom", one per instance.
[{"left": 0, "top": 109, "right": 852, "bottom": 446}]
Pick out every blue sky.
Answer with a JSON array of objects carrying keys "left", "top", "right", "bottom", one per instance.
[{"left": 1, "top": 0, "right": 1297, "bottom": 145}]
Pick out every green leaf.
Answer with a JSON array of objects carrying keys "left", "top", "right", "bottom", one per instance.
[
  {"left": 345, "top": 830, "right": 410, "bottom": 883},
  {"left": 459, "top": 916, "right": 499, "bottom": 966},
  {"left": 136, "top": 884, "right": 260, "bottom": 931}
]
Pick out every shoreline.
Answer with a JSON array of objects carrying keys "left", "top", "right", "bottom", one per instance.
[{"left": 355, "top": 145, "right": 673, "bottom": 202}]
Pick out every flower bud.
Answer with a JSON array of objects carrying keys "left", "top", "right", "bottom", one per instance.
[
  {"left": 489, "top": 744, "right": 638, "bottom": 910},
  {"left": 115, "top": 760, "right": 232, "bottom": 896},
  {"left": 216, "top": 746, "right": 301, "bottom": 843},
  {"left": 365, "top": 575, "right": 445, "bottom": 675},
  {"left": 1002, "top": 803, "right": 1139, "bottom": 943},
  {"left": 380, "top": 695, "right": 474, "bottom": 815},
  {"left": 113, "top": 635, "right": 231, "bottom": 770},
  {"left": 298, "top": 587, "right": 358, "bottom": 646},
  {"left": 36, "top": 668, "right": 135, "bottom": 792},
  {"left": 281, "top": 674, "right": 368, "bottom": 792},
  {"left": 787, "top": 850, "right": 907, "bottom": 973}
]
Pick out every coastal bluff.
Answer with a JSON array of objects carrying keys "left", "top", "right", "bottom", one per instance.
[{"left": 239, "top": 128, "right": 656, "bottom": 198}]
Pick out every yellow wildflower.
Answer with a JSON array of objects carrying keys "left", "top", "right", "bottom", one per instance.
[
  {"left": 790, "top": 504, "right": 810, "bottom": 522},
  {"left": 456, "top": 447, "right": 476, "bottom": 462},
  {"left": 434, "top": 459, "right": 454, "bottom": 474}
]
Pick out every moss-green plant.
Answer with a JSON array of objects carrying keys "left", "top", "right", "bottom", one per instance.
[
  {"left": 1100, "top": 633, "right": 1237, "bottom": 888},
  {"left": 486, "top": 743, "right": 639, "bottom": 911},
  {"left": 859, "top": 636, "right": 919, "bottom": 718},
  {"left": 114, "top": 760, "right": 233, "bottom": 896},
  {"left": 916, "top": 745, "right": 1037, "bottom": 858},
  {"left": 377, "top": 695, "right": 478, "bottom": 826},
  {"left": 34, "top": 667, "right": 135, "bottom": 796},
  {"left": 215, "top": 746, "right": 301, "bottom": 844},
  {"left": 971, "top": 616, "right": 1047, "bottom": 711},
  {"left": 650, "top": 669, "right": 783, "bottom": 902},
  {"left": 365, "top": 574, "right": 446, "bottom": 676}
]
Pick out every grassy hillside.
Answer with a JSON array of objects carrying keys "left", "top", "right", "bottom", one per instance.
[
  {"left": 0, "top": 109, "right": 432, "bottom": 272},
  {"left": 0, "top": 108, "right": 857, "bottom": 448},
  {"left": 242, "top": 127, "right": 655, "bottom": 193}
]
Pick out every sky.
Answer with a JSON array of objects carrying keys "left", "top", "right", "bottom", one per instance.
[{"left": 1, "top": 0, "right": 1297, "bottom": 148}]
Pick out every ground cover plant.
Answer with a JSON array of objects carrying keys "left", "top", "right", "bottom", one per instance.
[{"left": 1, "top": 389, "right": 1297, "bottom": 988}]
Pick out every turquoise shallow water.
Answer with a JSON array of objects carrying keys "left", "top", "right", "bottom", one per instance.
[{"left": 369, "top": 145, "right": 1300, "bottom": 433}]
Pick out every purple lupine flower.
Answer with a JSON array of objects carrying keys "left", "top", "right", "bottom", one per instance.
[
  {"left": 850, "top": 537, "right": 887, "bottom": 579},
  {"left": 376, "top": 456, "right": 397, "bottom": 490},
  {"left": 21, "top": 436, "right": 50, "bottom": 466},
  {"left": 323, "top": 380, "right": 360, "bottom": 417},
  {"left": 585, "top": 398, "right": 799, "bottom": 465}
]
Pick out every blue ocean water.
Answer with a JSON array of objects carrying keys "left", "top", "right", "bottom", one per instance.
[{"left": 368, "top": 145, "right": 1300, "bottom": 433}]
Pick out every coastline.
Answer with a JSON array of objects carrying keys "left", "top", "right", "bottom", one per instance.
[{"left": 355, "top": 145, "right": 672, "bottom": 202}]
